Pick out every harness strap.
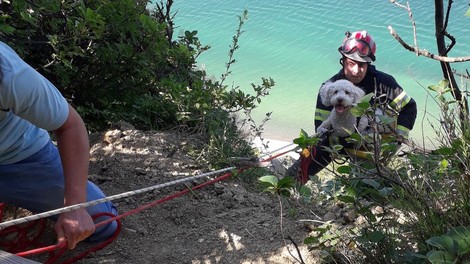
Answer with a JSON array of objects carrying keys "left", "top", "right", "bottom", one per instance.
[{"left": 298, "top": 146, "right": 317, "bottom": 184}]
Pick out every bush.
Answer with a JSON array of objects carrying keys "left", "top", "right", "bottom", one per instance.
[
  {"left": 1, "top": 1, "right": 274, "bottom": 166},
  {"left": 292, "top": 79, "right": 470, "bottom": 263}
]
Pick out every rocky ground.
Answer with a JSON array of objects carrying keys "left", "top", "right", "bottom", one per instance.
[
  {"left": 0, "top": 119, "right": 429, "bottom": 264},
  {"left": 75, "top": 126, "right": 321, "bottom": 264},
  {"left": 14, "top": 124, "right": 330, "bottom": 264},
  {"left": 4, "top": 124, "right": 375, "bottom": 264}
]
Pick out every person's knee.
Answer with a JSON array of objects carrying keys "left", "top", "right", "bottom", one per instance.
[
  {"left": 85, "top": 182, "right": 120, "bottom": 242},
  {"left": 87, "top": 207, "right": 120, "bottom": 242}
]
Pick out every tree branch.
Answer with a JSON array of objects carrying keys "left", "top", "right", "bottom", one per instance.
[
  {"left": 388, "top": 0, "right": 470, "bottom": 63},
  {"left": 388, "top": 0, "right": 419, "bottom": 56},
  {"left": 442, "top": 0, "right": 457, "bottom": 54},
  {"left": 387, "top": 26, "right": 470, "bottom": 63}
]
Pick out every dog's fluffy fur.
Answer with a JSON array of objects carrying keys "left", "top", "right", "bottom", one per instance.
[{"left": 317, "top": 79, "right": 368, "bottom": 137}]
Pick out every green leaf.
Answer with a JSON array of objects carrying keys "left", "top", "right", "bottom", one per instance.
[
  {"left": 258, "top": 175, "right": 278, "bottom": 185},
  {"left": 426, "top": 250, "right": 456, "bottom": 264},
  {"left": 368, "top": 231, "right": 386, "bottom": 242},
  {"left": 279, "top": 189, "right": 291, "bottom": 197},
  {"left": 362, "top": 179, "right": 381, "bottom": 189},
  {"left": 350, "top": 106, "right": 365, "bottom": 117},
  {"left": 337, "top": 195, "right": 355, "bottom": 203},
  {"left": 404, "top": 252, "right": 428, "bottom": 261},
  {"left": 377, "top": 114, "right": 395, "bottom": 125},
  {"left": 378, "top": 187, "right": 393, "bottom": 197},
  {"left": 337, "top": 165, "right": 351, "bottom": 174},
  {"left": 360, "top": 93, "right": 374, "bottom": 103},
  {"left": 298, "top": 185, "right": 312, "bottom": 197},
  {"left": 447, "top": 226, "right": 470, "bottom": 238},
  {"left": 278, "top": 177, "right": 295, "bottom": 189},
  {"left": 426, "top": 235, "right": 457, "bottom": 253},
  {"left": 438, "top": 79, "right": 450, "bottom": 89},
  {"left": 447, "top": 226, "right": 470, "bottom": 255},
  {"left": 304, "top": 236, "right": 320, "bottom": 244},
  {"left": 357, "top": 101, "right": 371, "bottom": 109},
  {"left": 432, "top": 147, "right": 454, "bottom": 155},
  {"left": 428, "top": 84, "right": 439, "bottom": 92},
  {"left": 332, "top": 144, "right": 343, "bottom": 152}
]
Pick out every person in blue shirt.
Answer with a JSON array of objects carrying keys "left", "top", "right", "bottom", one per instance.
[{"left": 0, "top": 41, "right": 119, "bottom": 249}]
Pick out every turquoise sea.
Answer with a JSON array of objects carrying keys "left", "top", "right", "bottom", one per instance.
[{"left": 164, "top": 1, "right": 470, "bottom": 144}]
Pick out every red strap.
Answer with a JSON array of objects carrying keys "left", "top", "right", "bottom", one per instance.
[{"left": 298, "top": 146, "right": 316, "bottom": 184}]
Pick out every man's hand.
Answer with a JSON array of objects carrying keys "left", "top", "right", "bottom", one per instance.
[{"left": 55, "top": 208, "right": 95, "bottom": 249}]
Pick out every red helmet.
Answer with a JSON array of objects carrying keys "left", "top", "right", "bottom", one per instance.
[{"left": 338, "top": 30, "right": 376, "bottom": 63}]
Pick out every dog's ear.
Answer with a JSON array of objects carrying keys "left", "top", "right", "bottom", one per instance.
[
  {"left": 319, "top": 82, "right": 333, "bottom": 106},
  {"left": 352, "top": 84, "right": 366, "bottom": 102}
]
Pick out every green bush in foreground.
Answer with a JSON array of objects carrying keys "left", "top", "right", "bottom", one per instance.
[
  {"left": 259, "top": 79, "right": 470, "bottom": 263},
  {"left": 1, "top": 1, "right": 273, "bottom": 166}
]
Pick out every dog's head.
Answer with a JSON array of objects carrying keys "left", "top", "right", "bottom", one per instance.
[{"left": 319, "top": 79, "right": 365, "bottom": 114}]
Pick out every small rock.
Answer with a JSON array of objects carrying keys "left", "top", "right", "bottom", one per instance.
[
  {"left": 356, "top": 215, "right": 367, "bottom": 225},
  {"left": 323, "top": 212, "right": 336, "bottom": 221}
]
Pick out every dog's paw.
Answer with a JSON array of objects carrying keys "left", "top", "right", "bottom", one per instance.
[{"left": 317, "top": 127, "right": 330, "bottom": 135}]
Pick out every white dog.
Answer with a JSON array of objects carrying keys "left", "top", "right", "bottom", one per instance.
[{"left": 317, "top": 79, "right": 368, "bottom": 137}]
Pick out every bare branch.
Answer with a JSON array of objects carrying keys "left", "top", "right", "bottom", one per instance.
[
  {"left": 452, "top": 69, "right": 470, "bottom": 80},
  {"left": 388, "top": 0, "right": 419, "bottom": 55},
  {"left": 443, "top": 31, "right": 456, "bottom": 54},
  {"left": 388, "top": 26, "right": 470, "bottom": 62},
  {"left": 388, "top": 0, "right": 470, "bottom": 63},
  {"left": 442, "top": 0, "right": 457, "bottom": 54},
  {"left": 443, "top": 0, "right": 452, "bottom": 31}
]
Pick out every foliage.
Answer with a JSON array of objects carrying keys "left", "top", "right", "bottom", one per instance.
[
  {"left": 258, "top": 175, "right": 295, "bottom": 197},
  {"left": 293, "top": 129, "right": 322, "bottom": 150},
  {"left": 420, "top": 226, "right": 470, "bottom": 264},
  {"left": 296, "top": 79, "right": 470, "bottom": 263},
  {"left": 303, "top": 221, "right": 345, "bottom": 262},
  {"left": 1, "top": 1, "right": 274, "bottom": 167}
]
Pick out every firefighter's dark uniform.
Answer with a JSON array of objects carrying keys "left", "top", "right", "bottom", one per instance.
[{"left": 296, "top": 64, "right": 417, "bottom": 184}]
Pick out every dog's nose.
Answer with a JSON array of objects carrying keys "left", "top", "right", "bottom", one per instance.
[{"left": 337, "top": 99, "right": 343, "bottom": 104}]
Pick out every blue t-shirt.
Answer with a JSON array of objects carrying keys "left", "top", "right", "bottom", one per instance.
[{"left": 0, "top": 41, "right": 69, "bottom": 164}]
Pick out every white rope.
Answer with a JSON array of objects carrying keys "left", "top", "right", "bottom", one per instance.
[
  {"left": 259, "top": 141, "right": 298, "bottom": 159},
  {"left": 0, "top": 166, "right": 236, "bottom": 230},
  {"left": 260, "top": 132, "right": 326, "bottom": 158},
  {"left": 0, "top": 136, "right": 311, "bottom": 229}
]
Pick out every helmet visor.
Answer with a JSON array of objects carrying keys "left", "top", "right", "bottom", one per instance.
[{"left": 341, "top": 38, "right": 372, "bottom": 57}]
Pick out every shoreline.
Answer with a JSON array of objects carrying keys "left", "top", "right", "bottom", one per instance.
[{"left": 251, "top": 137, "right": 299, "bottom": 160}]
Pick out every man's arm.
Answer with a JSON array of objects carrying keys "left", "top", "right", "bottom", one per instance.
[{"left": 52, "top": 104, "right": 95, "bottom": 249}]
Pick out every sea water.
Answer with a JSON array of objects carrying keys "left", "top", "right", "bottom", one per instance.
[{"left": 155, "top": 0, "right": 470, "bottom": 145}]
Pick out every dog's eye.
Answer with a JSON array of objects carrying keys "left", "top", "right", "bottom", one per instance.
[
  {"left": 334, "top": 90, "right": 338, "bottom": 94},
  {"left": 345, "top": 91, "right": 350, "bottom": 95}
]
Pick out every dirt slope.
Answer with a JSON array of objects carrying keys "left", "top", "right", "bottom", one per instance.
[{"left": 66, "top": 127, "right": 322, "bottom": 264}]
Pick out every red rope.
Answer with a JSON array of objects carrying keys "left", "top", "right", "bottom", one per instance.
[
  {"left": 68, "top": 148, "right": 295, "bottom": 231},
  {"left": 14, "top": 212, "right": 122, "bottom": 263},
  {"left": 0, "top": 203, "right": 49, "bottom": 254},
  {"left": 8, "top": 148, "right": 293, "bottom": 263},
  {"left": 14, "top": 171, "right": 236, "bottom": 263}
]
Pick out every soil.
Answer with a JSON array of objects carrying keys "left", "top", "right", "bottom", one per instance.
[{"left": 32, "top": 124, "right": 328, "bottom": 264}]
